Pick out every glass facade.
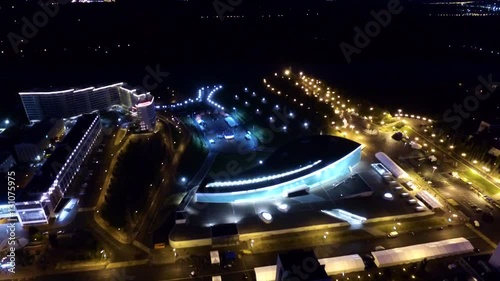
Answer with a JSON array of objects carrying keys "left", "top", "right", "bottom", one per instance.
[{"left": 196, "top": 146, "right": 362, "bottom": 203}]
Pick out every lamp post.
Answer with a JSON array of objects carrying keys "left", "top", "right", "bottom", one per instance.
[{"left": 430, "top": 166, "right": 437, "bottom": 181}]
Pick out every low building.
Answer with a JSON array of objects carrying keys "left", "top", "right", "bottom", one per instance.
[
  {"left": 0, "top": 152, "right": 16, "bottom": 173},
  {"left": 14, "top": 113, "right": 102, "bottom": 225},
  {"left": 489, "top": 242, "right": 500, "bottom": 270},
  {"left": 14, "top": 119, "right": 64, "bottom": 164},
  {"left": 459, "top": 253, "right": 500, "bottom": 281}
]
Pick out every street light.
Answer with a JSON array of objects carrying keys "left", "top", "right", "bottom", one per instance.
[
  {"left": 431, "top": 166, "right": 437, "bottom": 181},
  {"left": 4, "top": 119, "right": 9, "bottom": 125}
]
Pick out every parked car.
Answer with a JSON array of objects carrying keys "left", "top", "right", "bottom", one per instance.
[
  {"left": 387, "top": 231, "right": 398, "bottom": 238},
  {"left": 474, "top": 220, "right": 480, "bottom": 228}
]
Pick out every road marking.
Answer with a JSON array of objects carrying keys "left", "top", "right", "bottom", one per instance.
[{"left": 465, "top": 223, "right": 497, "bottom": 249}]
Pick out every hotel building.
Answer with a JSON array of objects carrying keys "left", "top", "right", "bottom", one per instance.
[
  {"left": 12, "top": 113, "right": 102, "bottom": 225},
  {"left": 19, "top": 82, "right": 156, "bottom": 131}
]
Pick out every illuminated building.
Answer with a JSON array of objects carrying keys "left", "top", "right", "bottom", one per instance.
[
  {"left": 19, "top": 82, "right": 156, "bottom": 131},
  {"left": 12, "top": 114, "right": 102, "bottom": 225},
  {"left": 195, "top": 135, "right": 362, "bottom": 203}
]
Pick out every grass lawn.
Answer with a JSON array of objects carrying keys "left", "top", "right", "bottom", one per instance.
[
  {"left": 252, "top": 124, "right": 294, "bottom": 148},
  {"left": 208, "top": 151, "right": 272, "bottom": 180},
  {"left": 462, "top": 168, "right": 500, "bottom": 197},
  {"left": 175, "top": 129, "right": 209, "bottom": 181}
]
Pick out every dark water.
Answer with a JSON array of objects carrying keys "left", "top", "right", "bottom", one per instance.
[
  {"left": 2, "top": 1, "right": 500, "bottom": 121},
  {"left": 2, "top": 61, "right": 498, "bottom": 123}
]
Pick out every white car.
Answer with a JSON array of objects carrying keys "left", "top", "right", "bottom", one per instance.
[{"left": 388, "top": 231, "right": 399, "bottom": 238}]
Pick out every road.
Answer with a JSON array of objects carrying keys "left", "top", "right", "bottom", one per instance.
[
  {"left": 400, "top": 149, "right": 500, "bottom": 245},
  {"left": 406, "top": 120, "right": 500, "bottom": 197},
  {"left": 33, "top": 127, "right": 142, "bottom": 262},
  {"left": 21, "top": 223, "right": 490, "bottom": 281},
  {"left": 134, "top": 114, "right": 191, "bottom": 248}
]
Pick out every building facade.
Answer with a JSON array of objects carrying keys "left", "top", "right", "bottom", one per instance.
[
  {"left": 19, "top": 83, "right": 156, "bottom": 131},
  {"left": 14, "top": 114, "right": 102, "bottom": 225},
  {"left": 195, "top": 136, "right": 362, "bottom": 203}
]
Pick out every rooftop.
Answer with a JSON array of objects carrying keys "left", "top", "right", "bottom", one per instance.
[
  {"left": 200, "top": 135, "right": 361, "bottom": 193},
  {"left": 20, "top": 82, "right": 149, "bottom": 97},
  {"left": 18, "top": 119, "right": 58, "bottom": 144}
]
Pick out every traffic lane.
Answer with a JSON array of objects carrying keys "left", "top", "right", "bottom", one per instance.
[
  {"left": 408, "top": 126, "right": 499, "bottom": 193},
  {"left": 417, "top": 160, "right": 497, "bottom": 216},
  {"left": 403, "top": 159, "right": 500, "bottom": 244},
  {"left": 29, "top": 225, "right": 487, "bottom": 281},
  {"left": 316, "top": 224, "right": 485, "bottom": 256},
  {"left": 31, "top": 262, "right": 254, "bottom": 281}
]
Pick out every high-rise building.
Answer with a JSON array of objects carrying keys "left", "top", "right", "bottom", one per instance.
[{"left": 19, "top": 82, "right": 156, "bottom": 131}]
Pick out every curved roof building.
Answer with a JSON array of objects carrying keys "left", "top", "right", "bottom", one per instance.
[{"left": 195, "top": 135, "right": 362, "bottom": 203}]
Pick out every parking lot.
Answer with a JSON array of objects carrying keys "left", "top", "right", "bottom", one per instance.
[{"left": 192, "top": 110, "right": 257, "bottom": 153}]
